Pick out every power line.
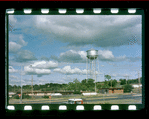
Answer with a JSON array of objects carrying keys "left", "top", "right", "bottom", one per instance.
[{"left": 20, "top": 65, "right": 22, "bottom": 104}]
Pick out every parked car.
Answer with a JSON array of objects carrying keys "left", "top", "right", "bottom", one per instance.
[{"left": 68, "top": 99, "right": 83, "bottom": 104}]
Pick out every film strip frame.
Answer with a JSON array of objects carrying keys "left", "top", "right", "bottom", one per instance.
[
  {"left": 5, "top": 8, "right": 143, "bottom": 15},
  {"left": 5, "top": 8, "right": 145, "bottom": 111},
  {"left": 7, "top": 104, "right": 143, "bottom": 111}
]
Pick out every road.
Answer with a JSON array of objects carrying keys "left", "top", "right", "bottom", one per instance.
[
  {"left": 51, "top": 94, "right": 142, "bottom": 104},
  {"left": 9, "top": 94, "right": 142, "bottom": 104},
  {"left": 86, "top": 94, "right": 142, "bottom": 104}
]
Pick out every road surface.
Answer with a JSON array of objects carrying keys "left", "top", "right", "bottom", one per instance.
[{"left": 9, "top": 94, "right": 142, "bottom": 104}]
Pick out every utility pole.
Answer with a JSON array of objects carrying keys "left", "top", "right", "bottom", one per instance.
[
  {"left": 110, "top": 74, "right": 112, "bottom": 88},
  {"left": 94, "top": 56, "right": 96, "bottom": 93},
  {"left": 20, "top": 65, "right": 22, "bottom": 104},
  {"left": 67, "top": 63, "right": 68, "bottom": 82},
  {"left": 128, "top": 76, "right": 129, "bottom": 84},
  {"left": 90, "top": 59, "right": 91, "bottom": 78},
  {"left": 32, "top": 75, "right": 33, "bottom": 99},
  {"left": 138, "top": 71, "right": 141, "bottom": 94},
  {"left": 104, "top": 73, "right": 105, "bottom": 81},
  {"left": 92, "top": 59, "right": 94, "bottom": 80},
  {"left": 124, "top": 76, "right": 128, "bottom": 84},
  {"left": 97, "top": 57, "right": 99, "bottom": 83},
  {"left": 86, "top": 58, "right": 88, "bottom": 83},
  {"left": 111, "top": 79, "right": 112, "bottom": 88}
]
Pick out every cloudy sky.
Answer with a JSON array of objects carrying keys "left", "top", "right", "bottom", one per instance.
[{"left": 8, "top": 15, "right": 142, "bottom": 86}]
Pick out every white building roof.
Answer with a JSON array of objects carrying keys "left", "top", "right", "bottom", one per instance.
[
  {"left": 68, "top": 99, "right": 82, "bottom": 101},
  {"left": 82, "top": 92, "right": 97, "bottom": 96},
  {"left": 9, "top": 92, "right": 16, "bottom": 95},
  {"left": 132, "top": 84, "right": 142, "bottom": 88},
  {"left": 51, "top": 93, "right": 62, "bottom": 96}
]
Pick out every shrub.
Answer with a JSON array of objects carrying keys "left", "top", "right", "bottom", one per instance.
[
  {"left": 123, "top": 84, "right": 133, "bottom": 93},
  {"left": 22, "top": 94, "right": 31, "bottom": 99},
  {"left": 73, "top": 91, "right": 81, "bottom": 94},
  {"left": 43, "top": 95, "right": 49, "bottom": 99},
  {"left": 12, "top": 94, "right": 20, "bottom": 99}
]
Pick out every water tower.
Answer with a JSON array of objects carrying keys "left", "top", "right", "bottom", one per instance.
[{"left": 86, "top": 49, "right": 98, "bottom": 92}]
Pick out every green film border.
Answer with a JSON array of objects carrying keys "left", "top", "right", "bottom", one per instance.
[{"left": 5, "top": 8, "right": 145, "bottom": 111}]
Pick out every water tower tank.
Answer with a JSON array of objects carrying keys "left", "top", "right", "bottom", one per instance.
[{"left": 86, "top": 49, "right": 98, "bottom": 60}]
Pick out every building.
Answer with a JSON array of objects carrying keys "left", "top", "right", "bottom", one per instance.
[
  {"left": 82, "top": 92, "right": 97, "bottom": 96},
  {"left": 131, "top": 84, "right": 142, "bottom": 93},
  {"left": 23, "top": 91, "right": 74, "bottom": 96},
  {"left": 9, "top": 92, "right": 16, "bottom": 97},
  {"left": 99, "top": 88, "right": 123, "bottom": 94},
  {"left": 132, "top": 84, "right": 142, "bottom": 88}
]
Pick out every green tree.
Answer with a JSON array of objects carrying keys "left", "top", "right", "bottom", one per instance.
[
  {"left": 87, "top": 79, "right": 94, "bottom": 84},
  {"left": 112, "top": 79, "right": 118, "bottom": 87},
  {"left": 81, "top": 84, "right": 87, "bottom": 91},
  {"left": 127, "top": 79, "right": 139, "bottom": 84},
  {"left": 123, "top": 84, "right": 133, "bottom": 93},
  {"left": 105, "top": 75, "right": 111, "bottom": 81},
  {"left": 108, "top": 79, "right": 117, "bottom": 87},
  {"left": 34, "top": 84, "right": 40, "bottom": 90},
  {"left": 120, "top": 79, "right": 127, "bottom": 85},
  {"left": 86, "top": 79, "right": 95, "bottom": 90},
  {"left": 22, "top": 94, "right": 31, "bottom": 99},
  {"left": 73, "top": 79, "right": 81, "bottom": 91},
  {"left": 96, "top": 83, "right": 102, "bottom": 89},
  {"left": 81, "top": 79, "right": 87, "bottom": 84},
  {"left": 103, "top": 80, "right": 110, "bottom": 88},
  {"left": 67, "top": 82, "right": 75, "bottom": 91},
  {"left": 73, "top": 78, "right": 80, "bottom": 84},
  {"left": 140, "top": 77, "right": 142, "bottom": 84}
]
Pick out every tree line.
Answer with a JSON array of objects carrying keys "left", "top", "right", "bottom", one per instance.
[
  {"left": 9, "top": 76, "right": 142, "bottom": 93},
  {"left": 119, "top": 78, "right": 142, "bottom": 85}
]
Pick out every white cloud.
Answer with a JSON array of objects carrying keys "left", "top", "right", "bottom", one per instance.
[
  {"left": 9, "top": 15, "right": 17, "bottom": 25},
  {"left": 98, "top": 50, "right": 114, "bottom": 59},
  {"left": 81, "top": 69, "right": 89, "bottom": 75},
  {"left": 9, "top": 42, "right": 22, "bottom": 53},
  {"left": 51, "top": 49, "right": 140, "bottom": 63},
  {"left": 31, "top": 60, "right": 58, "bottom": 69},
  {"left": 78, "top": 51, "right": 87, "bottom": 60},
  {"left": 98, "top": 50, "right": 127, "bottom": 62},
  {"left": 53, "top": 68, "right": 61, "bottom": 72},
  {"left": 17, "top": 35, "right": 28, "bottom": 46},
  {"left": 9, "top": 75, "right": 18, "bottom": 79},
  {"left": 9, "top": 34, "right": 27, "bottom": 45},
  {"left": 9, "top": 15, "right": 17, "bottom": 31},
  {"left": 15, "top": 50, "right": 37, "bottom": 62},
  {"left": 24, "top": 65, "right": 51, "bottom": 77},
  {"left": 34, "top": 15, "right": 141, "bottom": 48},
  {"left": 9, "top": 34, "right": 28, "bottom": 54},
  {"left": 9, "top": 66, "right": 18, "bottom": 73},
  {"left": 54, "top": 66, "right": 81, "bottom": 75},
  {"left": 23, "top": 60, "right": 58, "bottom": 77},
  {"left": 54, "top": 65, "right": 92, "bottom": 75},
  {"left": 50, "top": 49, "right": 129, "bottom": 63},
  {"left": 8, "top": 34, "right": 37, "bottom": 65},
  {"left": 50, "top": 50, "right": 86, "bottom": 63},
  {"left": 110, "top": 73, "right": 132, "bottom": 78},
  {"left": 9, "top": 80, "right": 20, "bottom": 86}
]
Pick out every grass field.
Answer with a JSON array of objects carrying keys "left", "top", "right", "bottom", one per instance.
[{"left": 9, "top": 93, "right": 142, "bottom": 104}]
